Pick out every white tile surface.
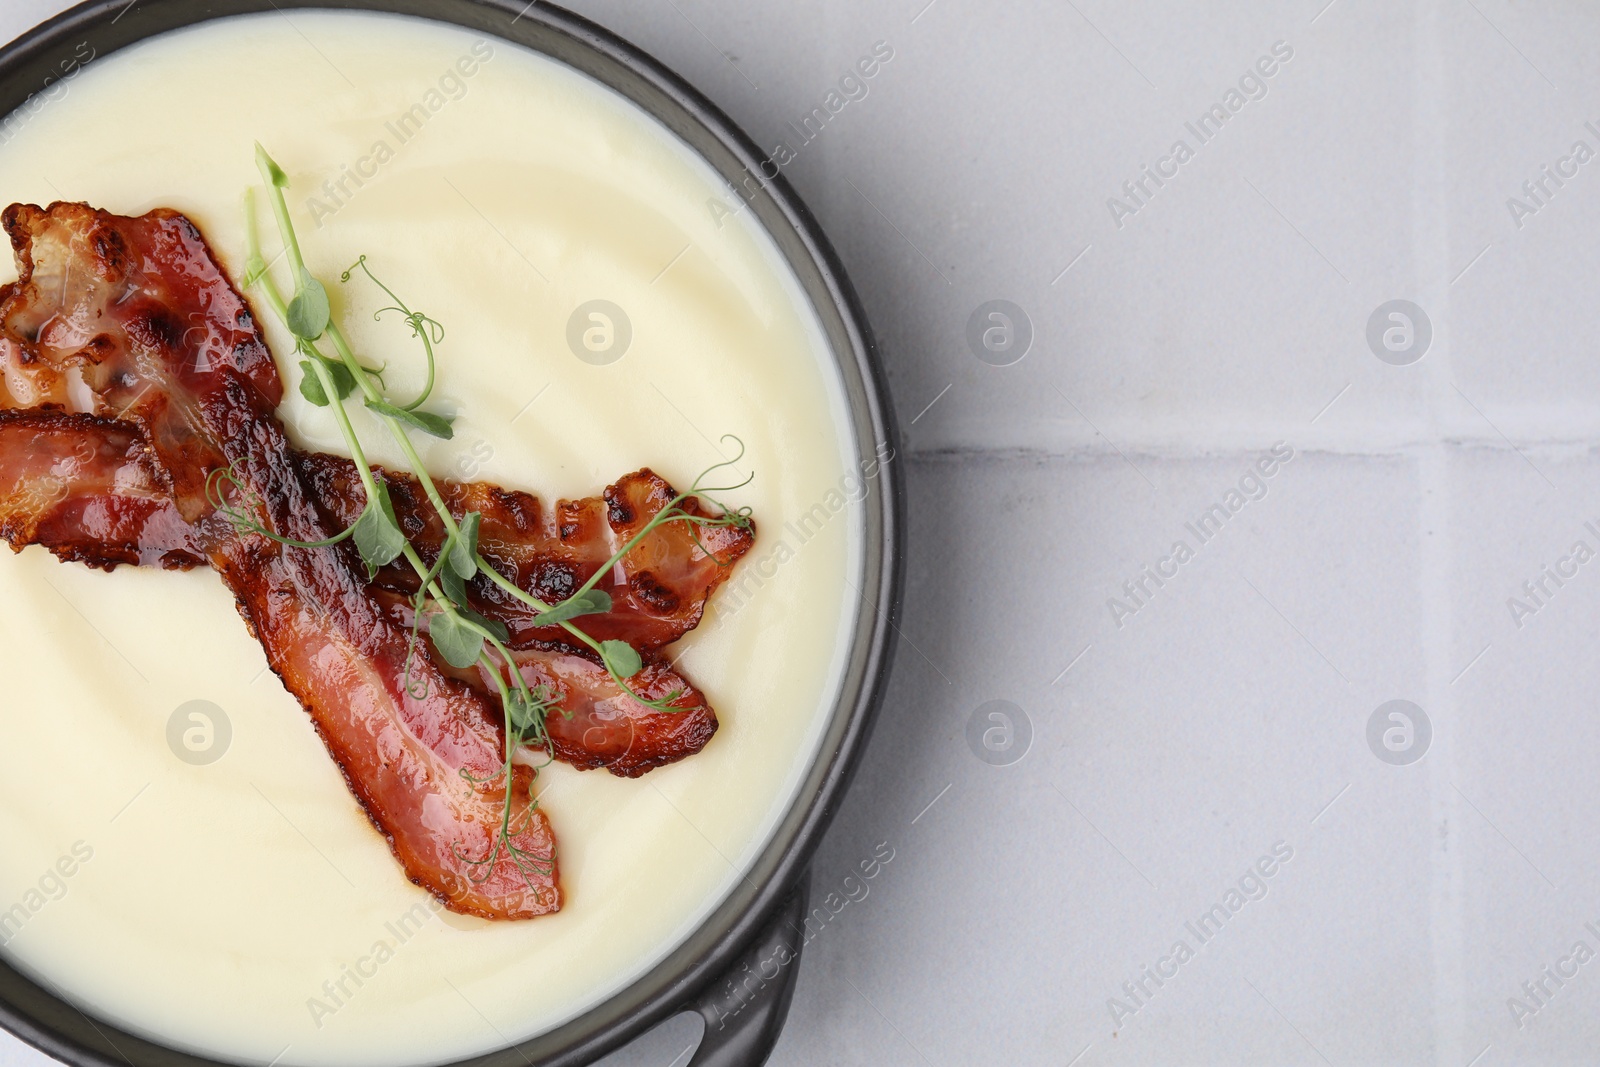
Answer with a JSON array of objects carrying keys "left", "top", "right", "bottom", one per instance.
[{"left": 6, "top": 1, "right": 1600, "bottom": 1065}]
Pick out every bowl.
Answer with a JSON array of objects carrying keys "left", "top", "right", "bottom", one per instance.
[{"left": 0, "top": 2, "right": 902, "bottom": 1065}]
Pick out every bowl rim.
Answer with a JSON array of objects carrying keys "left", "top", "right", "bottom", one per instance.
[{"left": 0, "top": 2, "right": 904, "bottom": 1065}]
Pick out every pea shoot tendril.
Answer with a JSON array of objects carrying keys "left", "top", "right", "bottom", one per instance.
[{"left": 238, "top": 144, "right": 754, "bottom": 889}]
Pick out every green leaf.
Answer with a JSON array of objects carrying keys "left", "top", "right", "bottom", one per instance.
[
  {"left": 466, "top": 608, "right": 510, "bottom": 645},
  {"left": 365, "top": 397, "right": 455, "bottom": 440},
  {"left": 255, "top": 143, "right": 289, "bottom": 188},
  {"left": 536, "top": 589, "right": 613, "bottom": 627},
  {"left": 243, "top": 253, "right": 269, "bottom": 289},
  {"left": 507, "top": 689, "right": 549, "bottom": 736},
  {"left": 299, "top": 356, "right": 356, "bottom": 406},
  {"left": 298, "top": 361, "right": 330, "bottom": 407},
  {"left": 429, "top": 610, "right": 484, "bottom": 670},
  {"left": 439, "top": 562, "right": 469, "bottom": 608},
  {"left": 600, "top": 639, "right": 642, "bottom": 680},
  {"left": 432, "top": 567, "right": 508, "bottom": 646},
  {"left": 507, "top": 690, "right": 535, "bottom": 733},
  {"left": 351, "top": 481, "right": 404, "bottom": 578},
  {"left": 287, "top": 271, "right": 331, "bottom": 340},
  {"left": 323, "top": 358, "right": 356, "bottom": 400},
  {"left": 447, "top": 512, "right": 481, "bottom": 580}
]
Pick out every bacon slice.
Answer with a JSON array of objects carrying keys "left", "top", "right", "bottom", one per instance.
[
  {"left": 0, "top": 409, "right": 204, "bottom": 570},
  {"left": 0, "top": 202, "right": 557, "bottom": 918},
  {"left": 506, "top": 643, "right": 718, "bottom": 777},
  {"left": 374, "top": 587, "right": 719, "bottom": 779},
  {"left": 383, "top": 590, "right": 718, "bottom": 779},
  {"left": 0, "top": 410, "right": 729, "bottom": 774},
  {"left": 0, "top": 410, "right": 753, "bottom": 652},
  {"left": 303, "top": 457, "right": 754, "bottom": 652}
]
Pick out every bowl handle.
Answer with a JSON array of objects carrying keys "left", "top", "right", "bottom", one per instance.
[{"left": 684, "top": 871, "right": 812, "bottom": 1067}]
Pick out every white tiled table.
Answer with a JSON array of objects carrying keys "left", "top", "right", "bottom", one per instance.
[{"left": 7, "top": 1, "right": 1600, "bottom": 1064}]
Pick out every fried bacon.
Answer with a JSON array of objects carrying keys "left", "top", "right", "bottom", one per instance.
[
  {"left": 510, "top": 644, "right": 717, "bottom": 777},
  {"left": 0, "top": 202, "right": 557, "bottom": 918},
  {"left": 399, "top": 611, "right": 718, "bottom": 778},
  {"left": 302, "top": 456, "right": 753, "bottom": 652},
  {"left": 0, "top": 411, "right": 753, "bottom": 652},
  {"left": 0, "top": 408, "right": 731, "bottom": 775},
  {"left": 0, "top": 201, "right": 758, "bottom": 910},
  {"left": 0, "top": 409, "right": 204, "bottom": 570}
]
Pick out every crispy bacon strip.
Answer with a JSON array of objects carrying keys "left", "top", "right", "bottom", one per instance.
[
  {"left": 304, "top": 456, "right": 754, "bottom": 652},
  {"left": 0, "top": 409, "right": 204, "bottom": 570},
  {"left": 0, "top": 202, "right": 556, "bottom": 918},
  {"left": 0, "top": 410, "right": 728, "bottom": 774},
  {"left": 375, "top": 589, "right": 719, "bottom": 779},
  {"left": 508, "top": 644, "right": 717, "bottom": 777},
  {"left": 0, "top": 410, "right": 752, "bottom": 651}
]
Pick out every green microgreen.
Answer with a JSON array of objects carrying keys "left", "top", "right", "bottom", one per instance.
[
  {"left": 448, "top": 512, "right": 482, "bottom": 580},
  {"left": 530, "top": 588, "right": 612, "bottom": 627},
  {"left": 599, "top": 639, "right": 642, "bottom": 680},
  {"left": 256, "top": 143, "right": 289, "bottom": 188},
  {"left": 428, "top": 609, "right": 488, "bottom": 670},
  {"left": 287, "top": 270, "right": 331, "bottom": 341},
  {"left": 205, "top": 460, "right": 355, "bottom": 549},
  {"left": 296, "top": 357, "right": 356, "bottom": 407},
  {"left": 341, "top": 254, "right": 444, "bottom": 412},
  {"left": 365, "top": 396, "right": 455, "bottom": 440},
  {"left": 350, "top": 479, "right": 406, "bottom": 578},
  {"left": 240, "top": 146, "right": 755, "bottom": 893}
]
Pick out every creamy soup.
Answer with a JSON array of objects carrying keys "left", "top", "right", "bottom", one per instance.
[{"left": 0, "top": 11, "right": 863, "bottom": 1065}]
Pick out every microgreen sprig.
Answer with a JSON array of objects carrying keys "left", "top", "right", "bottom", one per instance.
[
  {"left": 241, "top": 144, "right": 755, "bottom": 889},
  {"left": 341, "top": 254, "right": 444, "bottom": 413}
]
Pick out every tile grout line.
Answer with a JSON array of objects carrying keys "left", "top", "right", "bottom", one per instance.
[{"left": 1416, "top": 4, "right": 1469, "bottom": 1060}]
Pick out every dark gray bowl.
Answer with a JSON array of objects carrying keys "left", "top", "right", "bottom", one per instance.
[{"left": 0, "top": 3, "right": 902, "bottom": 1065}]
